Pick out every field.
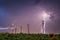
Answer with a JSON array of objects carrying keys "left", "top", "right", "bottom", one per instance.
[{"left": 0, "top": 33, "right": 60, "bottom": 40}]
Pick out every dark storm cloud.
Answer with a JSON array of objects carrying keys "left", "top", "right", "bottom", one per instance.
[
  {"left": 34, "top": 0, "right": 41, "bottom": 5},
  {"left": 0, "top": 0, "right": 42, "bottom": 16},
  {"left": 0, "top": 0, "right": 60, "bottom": 33},
  {"left": 0, "top": 0, "right": 35, "bottom": 16}
]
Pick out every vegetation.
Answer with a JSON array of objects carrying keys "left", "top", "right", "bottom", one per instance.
[{"left": 0, "top": 33, "right": 60, "bottom": 40}]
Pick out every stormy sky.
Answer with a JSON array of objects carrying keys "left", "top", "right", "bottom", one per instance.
[{"left": 0, "top": 0, "right": 60, "bottom": 34}]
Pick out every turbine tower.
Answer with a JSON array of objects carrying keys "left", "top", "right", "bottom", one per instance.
[
  {"left": 27, "top": 24, "right": 30, "bottom": 34},
  {"left": 20, "top": 26, "right": 22, "bottom": 33},
  {"left": 15, "top": 27, "right": 17, "bottom": 34},
  {"left": 42, "top": 20, "right": 45, "bottom": 34}
]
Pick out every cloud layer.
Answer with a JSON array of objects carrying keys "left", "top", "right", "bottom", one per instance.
[{"left": 0, "top": 0, "right": 60, "bottom": 33}]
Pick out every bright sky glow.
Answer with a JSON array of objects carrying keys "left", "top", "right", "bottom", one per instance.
[
  {"left": 0, "top": 27, "right": 14, "bottom": 30},
  {"left": 42, "top": 11, "right": 50, "bottom": 20},
  {"left": 0, "top": 28, "right": 9, "bottom": 30}
]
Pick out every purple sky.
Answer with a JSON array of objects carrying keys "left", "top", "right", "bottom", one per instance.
[{"left": 0, "top": 0, "right": 60, "bottom": 34}]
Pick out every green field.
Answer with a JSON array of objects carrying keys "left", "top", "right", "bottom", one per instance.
[{"left": 0, "top": 33, "right": 60, "bottom": 40}]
